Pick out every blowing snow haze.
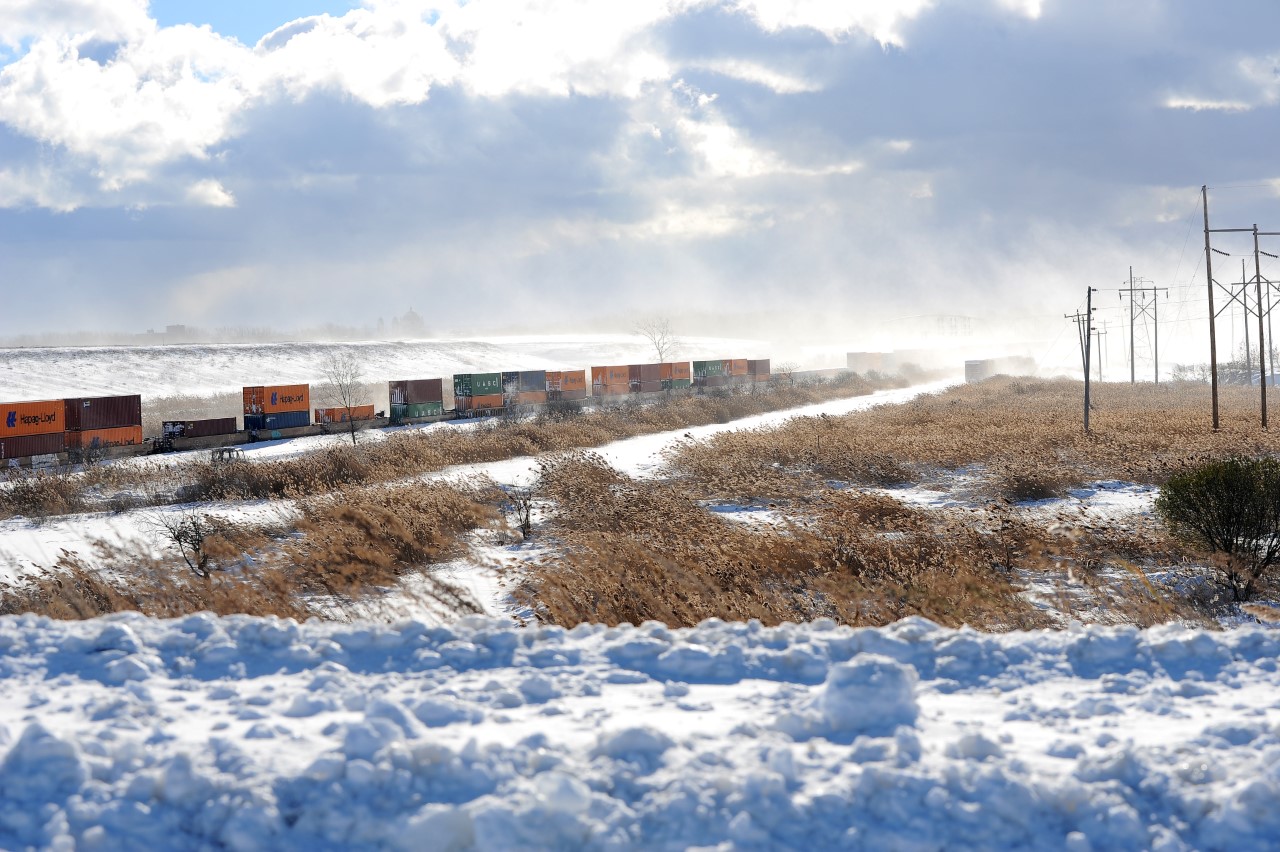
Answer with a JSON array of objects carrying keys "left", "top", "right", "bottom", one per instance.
[{"left": 1, "top": 0, "right": 1279, "bottom": 347}]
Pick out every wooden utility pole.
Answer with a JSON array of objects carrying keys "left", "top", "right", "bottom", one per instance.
[
  {"left": 1257, "top": 226, "right": 1269, "bottom": 428},
  {"left": 1204, "top": 186, "right": 1219, "bottom": 427},
  {"left": 1085, "top": 287, "right": 1096, "bottom": 433}
]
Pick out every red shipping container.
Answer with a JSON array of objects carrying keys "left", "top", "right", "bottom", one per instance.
[
  {"left": 591, "top": 366, "right": 630, "bottom": 387},
  {"left": 0, "top": 432, "right": 65, "bottom": 459},
  {"left": 725, "top": 359, "right": 750, "bottom": 377},
  {"left": 163, "top": 418, "right": 238, "bottom": 438},
  {"left": 1, "top": 400, "right": 64, "bottom": 438},
  {"left": 65, "top": 426, "right": 143, "bottom": 450},
  {"left": 516, "top": 391, "right": 548, "bottom": 405},
  {"left": 455, "top": 394, "right": 504, "bottom": 413},
  {"left": 315, "top": 405, "right": 376, "bottom": 424},
  {"left": 63, "top": 395, "right": 142, "bottom": 431}
]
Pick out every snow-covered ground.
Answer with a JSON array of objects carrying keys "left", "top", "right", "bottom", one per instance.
[
  {"left": 2, "top": 613, "right": 1278, "bottom": 850},
  {"left": 3, "top": 371, "right": 1276, "bottom": 849}
]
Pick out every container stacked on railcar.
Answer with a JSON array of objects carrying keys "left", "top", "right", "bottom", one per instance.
[
  {"left": 546, "top": 370, "right": 588, "bottom": 400},
  {"left": 0, "top": 399, "right": 65, "bottom": 459},
  {"left": 314, "top": 405, "right": 376, "bottom": 424},
  {"left": 389, "top": 379, "right": 445, "bottom": 421},
  {"left": 163, "top": 418, "right": 238, "bottom": 439},
  {"left": 591, "top": 365, "right": 631, "bottom": 396},
  {"left": 662, "top": 362, "right": 692, "bottom": 389},
  {"left": 243, "top": 384, "right": 311, "bottom": 431},
  {"left": 748, "top": 359, "right": 771, "bottom": 381},
  {"left": 64, "top": 395, "right": 143, "bottom": 451},
  {"left": 454, "top": 373, "right": 503, "bottom": 414},
  {"left": 693, "top": 359, "right": 727, "bottom": 387}
]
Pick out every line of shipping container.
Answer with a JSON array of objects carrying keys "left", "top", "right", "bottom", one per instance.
[
  {"left": 389, "top": 379, "right": 444, "bottom": 406},
  {"left": 453, "top": 373, "right": 502, "bottom": 398},
  {"left": 0, "top": 432, "right": 65, "bottom": 460},
  {"left": 243, "top": 385, "right": 310, "bottom": 416},
  {"left": 63, "top": 395, "right": 142, "bottom": 432},
  {"left": 244, "top": 411, "right": 311, "bottom": 431},
  {"left": 65, "top": 426, "right": 144, "bottom": 450},
  {"left": 747, "top": 359, "right": 771, "bottom": 381},
  {"left": 454, "top": 393, "right": 504, "bottom": 414},
  {"left": 724, "top": 359, "right": 751, "bottom": 384},
  {"left": 629, "top": 364, "right": 662, "bottom": 393},
  {"left": 163, "top": 418, "right": 238, "bottom": 439},
  {"left": 314, "top": 405, "right": 376, "bottom": 424},
  {"left": 1, "top": 400, "right": 64, "bottom": 438}
]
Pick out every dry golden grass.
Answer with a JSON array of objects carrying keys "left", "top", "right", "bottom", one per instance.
[
  {"left": 518, "top": 453, "right": 1047, "bottom": 630},
  {"left": 667, "top": 379, "right": 1280, "bottom": 503},
  {"left": 0, "top": 481, "right": 495, "bottom": 621}
]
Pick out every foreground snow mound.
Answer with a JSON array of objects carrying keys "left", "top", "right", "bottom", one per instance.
[{"left": 0, "top": 615, "right": 1278, "bottom": 850}]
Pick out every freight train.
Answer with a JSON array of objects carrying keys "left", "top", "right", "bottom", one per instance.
[{"left": 1, "top": 357, "right": 770, "bottom": 465}]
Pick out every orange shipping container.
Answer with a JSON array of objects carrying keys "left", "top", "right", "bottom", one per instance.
[
  {"left": 591, "top": 366, "right": 630, "bottom": 387},
  {"left": 659, "top": 362, "right": 691, "bottom": 381},
  {"left": 456, "top": 393, "right": 504, "bottom": 413},
  {"left": 596, "top": 384, "right": 630, "bottom": 396},
  {"left": 244, "top": 385, "right": 310, "bottom": 415},
  {"left": 726, "top": 359, "right": 749, "bottom": 376},
  {"left": 516, "top": 391, "right": 548, "bottom": 405},
  {"left": 561, "top": 370, "right": 587, "bottom": 391},
  {"left": 314, "top": 405, "right": 375, "bottom": 424},
  {"left": 1, "top": 400, "right": 64, "bottom": 438},
  {"left": 65, "top": 426, "right": 143, "bottom": 450}
]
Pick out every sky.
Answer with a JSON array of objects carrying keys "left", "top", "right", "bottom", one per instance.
[{"left": 0, "top": 0, "right": 1278, "bottom": 355}]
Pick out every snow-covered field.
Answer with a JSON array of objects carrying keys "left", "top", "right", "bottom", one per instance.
[
  {"left": 3, "top": 613, "right": 1279, "bottom": 850},
  {"left": 2, "top": 367, "right": 1276, "bottom": 850},
  {"left": 0, "top": 335, "right": 768, "bottom": 400}
]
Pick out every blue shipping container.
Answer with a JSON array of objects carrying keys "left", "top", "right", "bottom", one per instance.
[{"left": 244, "top": 411, "right": 310, "bottom": 431}]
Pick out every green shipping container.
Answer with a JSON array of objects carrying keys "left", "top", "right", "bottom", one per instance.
[
  {"left": 391, "top": 403, "right": 408, "bottom": 424},
  {"left": 454, "top": 373, "right": 502, "bottom": 397},
  {"left": 405, "top": 402, "right": 444, "bottom": 418},
  {"left": 693, "top": 360, "right": 724, "bottom": 378},
  {"left": 668, "top": 378, "right": 693, "bottom": 389}
]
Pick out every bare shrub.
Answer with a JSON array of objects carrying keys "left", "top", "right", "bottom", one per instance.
[{"left": 0, "top": 468, "right": 86, "bottom": 520}]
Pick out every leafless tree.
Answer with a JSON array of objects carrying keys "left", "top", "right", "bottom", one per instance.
[
  {"left": 634, "top": 316, "right": 681, "bottom": 363},
  {"left": 320, "top": 350, "right": 371, "bottom": 446},
  {"left": 144, "top": 508, "right": 230, "bottom": 578}
]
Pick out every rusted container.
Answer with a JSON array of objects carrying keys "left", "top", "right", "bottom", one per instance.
[
  {"left": 638, "top": 381, "right": 663, "bottom": 393},
  {"left": 163, "top": 418, "right": 237, "bottom": 439},
  {"left": 65, "top": 426, "right": 143, "bottom": 450},
  {"left": 389, "top": 379, "right": 444, "bottom": 405},
  {"left": 516, "top": 391, "right": 548, "bottom": 405},
  {"left": 748, "top": 359, "right": 771, "bottom": 379},
  {"left": 0, "top": 432, "right": 65, "bottom": 459},
  {"left": 660, "top": 362, "right": 692, "bottom": 381},
  {"left": 315, "top": 405, "right": 375, "bottom": 424},
  {"left": 726, "top": 359, "right": 749, "bottom": 377},
  {"left": 243, "top": 385, "right": 310, "bottom": 415},
  {"left": 63, "top": 395, "right": 142, "bottom": 431},
  {"left": 1, "top": 400, "right": 64, "bottom": 438}
]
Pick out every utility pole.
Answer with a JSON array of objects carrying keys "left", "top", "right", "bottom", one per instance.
[
  {"left": 1085, "top": 287, "right": 1096, "bottom": 433},
  {"left": 1204, "top": 185, "right": 1219, "bottom": 429},
  {"left": 1094, "top": 320, "right": 1108, "bottom": 382},
  {"left": 1118, "top": 272, "right": 1168, "bottom": 384},
  {"left": 1256, "top": 226, "right": 1269, "bottom": 428},
  {"left": 1204, "top": 185, "right": 1262, "bottom": 428},
  {"left": 1065, "top": 309, "right": 1089, "bottom": 376}
]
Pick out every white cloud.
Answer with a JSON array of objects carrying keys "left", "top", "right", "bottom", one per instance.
[
  {"left": 185, "top": 178, "right": 235, "bottom": 207},
  {"left": 686, "top": 58, "right": 821, "bottom": 94},
  {"left": 0, "top": 0, "right": 152, "bottom": 47},
  {"left": 1163, "top": 96, "right": 1251, "bottom": 113},
  {"left": 728, "top": 0, "right": 934, "bottom": 45}
]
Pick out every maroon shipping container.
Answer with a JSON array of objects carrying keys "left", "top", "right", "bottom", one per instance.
[
  {"left": 0, "top": 432, "right": 65, "bottom": 460},
  {"left": 747, "top": 359, "right": 771, "bottom": 377},
  {"left": 638, "top": 381, "right": 663, "bottom": 393},
  {"left": 164, "top": 418, "right": 238, "bottom": 439},
  {"left": 628, "top": 364, "right": 662, "bottom": 383},
  {"left": 64, "top": 395, "right": 142, "bottom": 431},
  {"left": 390, "top": 379, "right": 444, "bottom": 405},
  {"left": 703, "top": 375, "right": 730, "bottom": 388}
]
